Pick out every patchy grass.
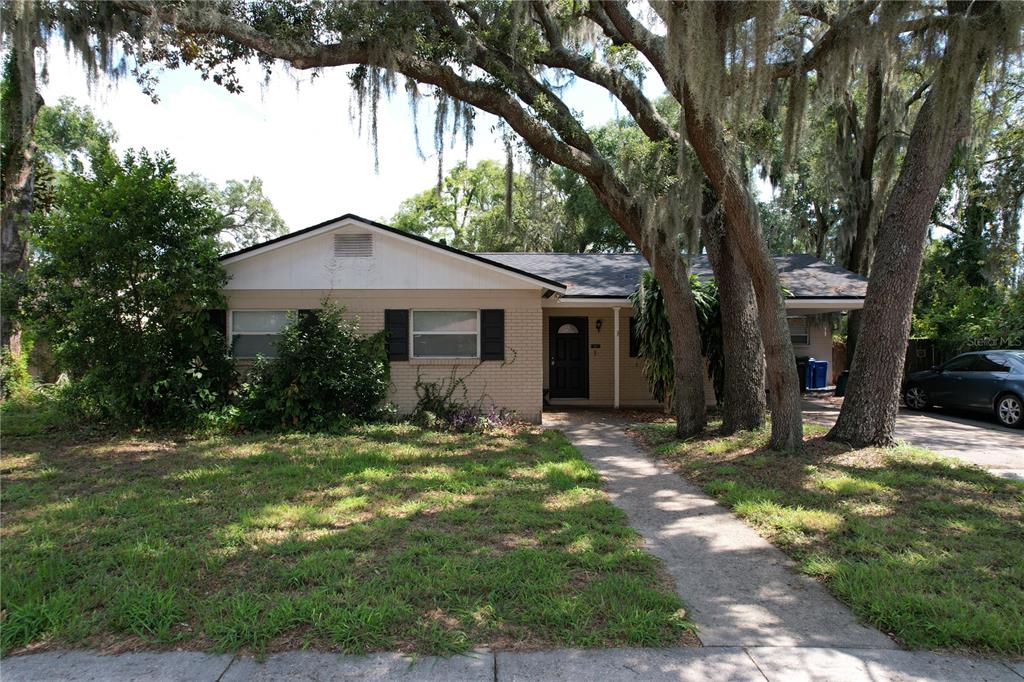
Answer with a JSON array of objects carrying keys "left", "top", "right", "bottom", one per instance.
[
  {"left": 632, "top": 420, "right": 1024, "bottom": 657},
  {"left": 1, "top": 415, "right": 695, "bottom": 657}
]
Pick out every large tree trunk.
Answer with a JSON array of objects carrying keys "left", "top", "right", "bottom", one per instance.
[
  {"left": 1, "top": 19, "right": 41, "bottom": 354},
  {"left": 828, "top": 9, "right": 993, "bottom": 447},
  {"left": 683, "top": 92, "right": 803, "bottom": 451},
  {"left": 583, "top": 180, "right": 707, "bottom": 437},
  {"left": 839, "top": 60, "right": 883, "bottom": 367},
  {"left": 702, "top": 195, "right": 766, "bottom": 433},
  {"left": 647, "top": 218, "right": 707, "bottom": 437}
]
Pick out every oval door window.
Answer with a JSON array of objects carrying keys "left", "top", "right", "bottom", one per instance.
[{"left": 557, "top": 323, "right": 579, "bottom": 334}]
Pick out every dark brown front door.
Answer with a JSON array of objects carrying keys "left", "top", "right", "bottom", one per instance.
[{"left": 549, "top": 317, "right": 589, "bottom": 399}]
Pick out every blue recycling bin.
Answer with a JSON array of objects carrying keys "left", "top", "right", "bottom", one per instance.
[{"left": 810, "top": 360, "right": 829, "bottom": 389}]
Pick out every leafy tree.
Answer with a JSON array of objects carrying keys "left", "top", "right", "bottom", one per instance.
[
  {"left": 34, "top": 97, "right": 116, "bottom": 174},
  {"left": 391, "top": 157, "right": 631, "bottom": 253},
  {"left": 238, "top": 301, "right": 390, "bottom": 430},
  {"left": 183, "top": 175, "right": 288, "bottom": 252},
  {"left": 392, "top": 159, "right": 516, "bottom": 250},
  {"left": 25, "top": 149, "right": 234, "bottom": 423}
]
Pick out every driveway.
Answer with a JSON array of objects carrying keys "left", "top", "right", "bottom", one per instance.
[{"left": 802, "top": 399, "right": 1024, "bottom": 479}]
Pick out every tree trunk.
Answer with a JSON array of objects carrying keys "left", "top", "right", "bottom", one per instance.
[
  {"left": 582, "top": 176, "right": 708, "bottom": 438},
  {"left": 683, "top": 91, "right": 803, "bottom": 451},
  {"left": 702, "top": 195, "right": 766, "bottom": 433},
  {"left": 840, "top": 60, "right": 882, "bottom": 369},
  {"left": 828, "top": 10, "right": 993, "bottom": 447},
  {"left": 648, "top": 223, "right": 707, "bottom": 437},
  {"left": 0, "top": 22, "right": 41, "bottom": 354}
]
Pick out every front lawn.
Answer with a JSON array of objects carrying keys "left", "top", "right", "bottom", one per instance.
[
  {"left": 0, "top": 416, "right": 695, "bottom": 656},
  {"left": 633, "top": 420, "right": 1024, "bottom": 657}
]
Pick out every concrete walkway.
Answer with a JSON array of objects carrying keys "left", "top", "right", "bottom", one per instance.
[
  {"left": 5, "top": 646, "right": 1022, "bottom": 681},
  {"left": 544, "top": 411, "right": 892, "bottom": 649},
  {"left": 801, "top": 399, "right": 1024, "bottom": 479}
]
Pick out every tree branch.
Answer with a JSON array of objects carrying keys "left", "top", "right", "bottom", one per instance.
[
  {"left": 531, "top": 2, "right": 677, "bottom": 144},
  {"left": 592, "top": 1, "right": 676, "bottom": 98}
]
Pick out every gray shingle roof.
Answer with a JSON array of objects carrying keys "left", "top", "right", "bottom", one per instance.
[{"left": 476, "top": 252, "right": 867, "bottom": 299}]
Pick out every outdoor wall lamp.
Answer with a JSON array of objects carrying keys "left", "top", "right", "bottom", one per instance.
[{"left": 595, "top": 319, "right": 603, "bottom": 332}]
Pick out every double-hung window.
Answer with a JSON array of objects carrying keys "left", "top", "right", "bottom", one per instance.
[
  {"left": 411, "top": 310, "right": 479, "bottom": 358},
  {"left": 788, "top": 317, "right": 809, "bottom": 346},
  {"left": 231, "top": 310, "right": 291, "bottom": 358}
]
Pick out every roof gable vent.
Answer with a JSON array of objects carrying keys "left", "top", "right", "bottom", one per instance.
[{"left": 334, "top": 233, "right": 373, "bottom": 257}]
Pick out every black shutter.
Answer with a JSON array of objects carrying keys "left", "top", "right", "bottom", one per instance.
[
  {"left": 480, "top": 309, "right": 504, "bottom": 361},
  {"left": 204, "top": 309, "right": 228, "bottom": 354},
  {"left": 297, "top": 309, "right": 315, "bottom": 330},
  {"left": 629, "top": 317, "right": 640, "bottom": 357},
  {"left": 205, "top": 309, "right": 227, "bottom": 336},
  {"left": 384, "top": 309, "right": 409, "bottom": 361}
]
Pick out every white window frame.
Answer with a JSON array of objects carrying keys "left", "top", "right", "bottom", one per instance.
[
  {"left": 410, "top": 309, "right": 481, "bottom": 360},
  {"left": 788, "top": 316, "right": 810, "bottom": 346},
  {"left": 228, "top": 309, "right": 294, "bottom": 359}
]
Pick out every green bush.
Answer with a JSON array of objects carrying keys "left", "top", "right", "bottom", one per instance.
[
  {"left": 0, "top": 347, "right": 32, "bottom": 400},
  {"left": 24, "top": 149, "right": 235, "bottom": 425},
  {"left": 238, "top": 302, "right": 390, "bottom": 430}
]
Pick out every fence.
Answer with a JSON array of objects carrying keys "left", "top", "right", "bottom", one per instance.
[{"left": 832, "top": 338, "right": 1014, "bottom": 378}]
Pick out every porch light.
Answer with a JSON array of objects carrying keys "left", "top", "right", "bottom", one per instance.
[{"left": 595, "top": 319, "right": 603, "bottom": 332}]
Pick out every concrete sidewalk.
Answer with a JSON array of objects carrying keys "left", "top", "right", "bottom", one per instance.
[
  {"left": 3, "top": 647, "right": 1021, "bottom": 681},
  {"left": 544, "top": 411, "right": 892, "bottom": 649}
]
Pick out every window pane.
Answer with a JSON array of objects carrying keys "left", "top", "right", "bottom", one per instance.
[
  {"left": 233, "top": 334, "right": 281, "bottom": 358},
  {"left": 978, "top": 355, "right": 1011, "bottom": 372},
  {"left": 413, "top": 311, "right": 477, "bottom": 333},
  {"left": 557, "top": 323, "right": 579, "bottom": 334},
  {"left": 788, "top": 317, "right": 809, "bottom": 345},
  {"left": 413, "top": 333, "right": 477, "bottom": 357},
  {"left": 233, "top": 310, "right": 290, "bottom": 333},
  {"left": 943, "top": 355, "right": 977, "bottom": 371}
]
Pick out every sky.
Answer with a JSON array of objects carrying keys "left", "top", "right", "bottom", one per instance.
[{"left": 40, "top": 42, "right": 663, "bottom": 232}]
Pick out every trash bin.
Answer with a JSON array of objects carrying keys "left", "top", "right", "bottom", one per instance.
[
  {"left": 795, "top": 356, "right": 811, "bottom": 393},
  {"left": 810, "top": 360, "right": 829, "bottom": 389},
  {"left": 835, "top": 370, "right": 850, "bottom": 397}
]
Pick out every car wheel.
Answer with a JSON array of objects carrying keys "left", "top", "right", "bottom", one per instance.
[
  {"left": 995, "top": 394, "right": 1023, "bottom": 428},
  {"left": 904, "top": 386, "right": 929, "bottom": 410}
]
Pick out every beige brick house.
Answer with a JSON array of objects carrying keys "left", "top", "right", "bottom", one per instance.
[{"left": 219, "top": 214, "right": 867, "bottom": 423}]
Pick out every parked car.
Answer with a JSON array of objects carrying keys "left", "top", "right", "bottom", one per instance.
[{"left": 902, "top": 350, "right": 1024, "bottom": 428}]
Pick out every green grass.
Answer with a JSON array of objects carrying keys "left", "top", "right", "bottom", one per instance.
[
  {"left": 0, "top": 411, "right": 694, "bottom": 657},
  {"left": 633, "top": 420, "right": 1024, "bottom": 657}
]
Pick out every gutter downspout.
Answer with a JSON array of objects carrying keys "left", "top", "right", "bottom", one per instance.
[{"left": 613, "top": 306, "right": 621, "bottom": 409}]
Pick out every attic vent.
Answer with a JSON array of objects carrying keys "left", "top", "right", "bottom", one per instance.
[{"left": 334, "top": 233, "right": 373, "bottom": 257}]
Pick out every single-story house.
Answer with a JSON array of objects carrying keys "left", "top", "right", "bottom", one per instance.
[{"left": 219, "top": 214, "right": 867, "bottom": 422}]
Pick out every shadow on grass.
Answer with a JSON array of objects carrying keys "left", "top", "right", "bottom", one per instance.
[
  {"left": 632, "top": 421, "right": 1024, "bottom": 657},
  {"left": 1, "top": 425, "right": 695, "bottom": 657}
]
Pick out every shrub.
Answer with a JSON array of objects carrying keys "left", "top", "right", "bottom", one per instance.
[
  {"left": 24, "top": 149, "right": 235, "bottom": 424},
  {"left": 412, "top": 368, "right": 516, "bottom": 432},
  {"left": 238, "top": 302, "right": 390, "bottom": 430},
  {"left": 0, "top": 347, "right": 32, "bottom": 400}
]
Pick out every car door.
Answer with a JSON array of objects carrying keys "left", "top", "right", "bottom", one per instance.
[
  {"left": 928, "top": 355, "right": 979, "bottom": 408},
  {"left": 962, "top": 353, "right": 1012, "bottom": 410}
]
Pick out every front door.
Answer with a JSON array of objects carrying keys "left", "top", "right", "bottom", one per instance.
[{"left": 549, "top": 316, "right": 589, "bottom": 399}]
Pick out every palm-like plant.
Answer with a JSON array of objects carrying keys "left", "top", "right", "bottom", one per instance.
[{"left": 629, "top": 270, "right": 724, "bottom": 407}]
